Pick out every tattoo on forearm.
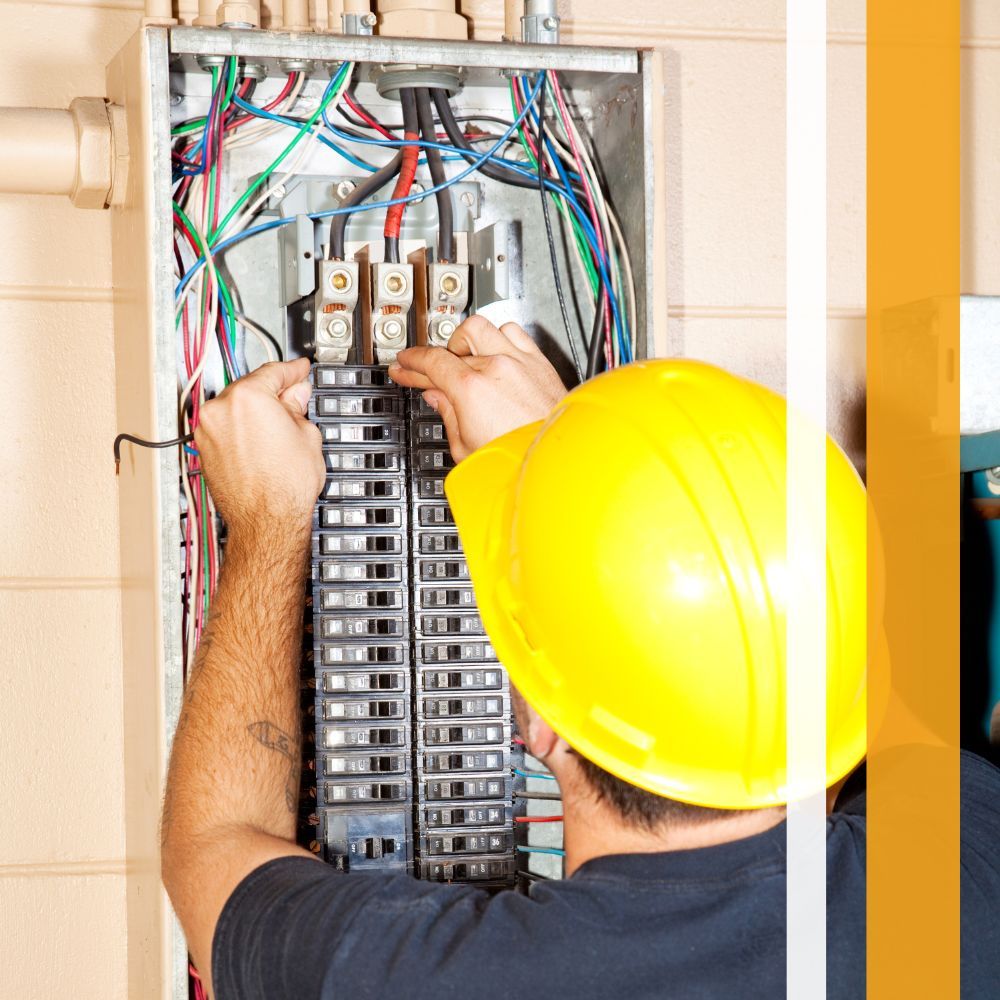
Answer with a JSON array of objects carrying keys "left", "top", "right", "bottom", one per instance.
[{"left": 247, "top": 720, "right": 298, "bottom": 812}]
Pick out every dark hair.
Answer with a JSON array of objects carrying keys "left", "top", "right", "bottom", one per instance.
[{"left": 575, "top": 754, "right": 746, "bottom": 830}]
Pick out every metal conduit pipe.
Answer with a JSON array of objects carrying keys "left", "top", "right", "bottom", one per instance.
[{"left": 0, "top": 100, "right": 128, "bottom": 209}]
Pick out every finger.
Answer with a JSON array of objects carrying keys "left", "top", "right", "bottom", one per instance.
[
  {"left": 498, "top": 322, "right": 539, "bottom": 354},
  {"left": 241, "top": 358, "right": 312, "bottom": 397},
  {"left": 391, "top": 347, "right": 475, "bottom": 398},
  {"left": 387, "top": 361, "right": 434, "bottom": 391},
  {"left": 424, "top": 390, "right": 467, "bottom": 462},
  {"left": 278, "top": 379, "right": 312, "bottom": 418},
  {"left": 449, "top": 315, "right": 521, "bottom": 359}
]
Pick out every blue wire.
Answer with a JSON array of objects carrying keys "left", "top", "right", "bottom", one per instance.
[
  {"left": 516, "top": 845, "right": 566, "bottom": 857},
  {"left": 183, "top": 445, "right": 200, "bottom": 457},
  {"left": 231, "top": 94, "right": 467, "bottom": 172},
  {"left": 175, "top": 73, "right": 546, "bottom": 298},
  {"left": 515, "top": 769, "right": 557, "bottom": 781},
  {"left": 176, "top": 70, "right": 632, "bottom": 362}
]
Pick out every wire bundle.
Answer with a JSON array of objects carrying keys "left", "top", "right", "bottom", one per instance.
[{"left": 168, "top": 63, "right": 635, "bottom": 681}]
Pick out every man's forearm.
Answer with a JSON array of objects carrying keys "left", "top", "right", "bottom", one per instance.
[{"left": 162, "top": 519, "right": 310, "bottom": 879}]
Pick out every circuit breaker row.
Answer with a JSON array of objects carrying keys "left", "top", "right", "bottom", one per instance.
[
  {"left": 310, "top": 365, "right": 519, "bottom": 883},
  {"left": 409, "top": 394, "right": 518, "bottom": 885},
  {"left": 311, "top": 364, "right": 413, "bottom": 873}
]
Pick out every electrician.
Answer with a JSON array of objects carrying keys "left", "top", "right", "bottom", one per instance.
[{"left": 160, "top": 316, "right": 1000, "bottom": 999}]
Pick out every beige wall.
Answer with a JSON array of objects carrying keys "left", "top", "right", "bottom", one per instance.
[{"left": 0, "top": 1, "right": 989, "bottom": 996}]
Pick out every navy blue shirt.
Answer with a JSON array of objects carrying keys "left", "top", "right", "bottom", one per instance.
[{"left": 213, "top": 751, "right": 1000, "bottom": 999}]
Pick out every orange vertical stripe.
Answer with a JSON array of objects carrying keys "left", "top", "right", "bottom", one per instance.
[{"left": 867, "top": 3, "right": 961, "bottom": 999}]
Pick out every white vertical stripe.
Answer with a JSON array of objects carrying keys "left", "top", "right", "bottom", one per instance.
[{"left": 786, "top": 2, "right": 828, "bottom": 999}]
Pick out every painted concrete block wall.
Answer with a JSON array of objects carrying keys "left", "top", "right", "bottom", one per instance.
[{"left": 0, "top": 0, "right": 988, "bottom": 995}]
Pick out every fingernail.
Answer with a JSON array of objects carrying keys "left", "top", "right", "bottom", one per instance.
[{"left": 423, "top": 392, "right": 439, "bottom": 412}]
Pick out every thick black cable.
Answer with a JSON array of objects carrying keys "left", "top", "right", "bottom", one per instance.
[
  {"left": 415, "top": 88, "right": 455, "bottom": 263},
  {"left": 432, "top": 88, "right": 541, "bottom": 191},
  {"left": 585, "top": 282, "right": 608, "bottom": 379},
  {"left": 113, "top": 432, "right": 194, "bottom": 474},
  {"left": 329, "top": 151, "right": 403, "bottom": 260},
  {"left": 537, "top": 81, "right": 584, "bottom": 382}
]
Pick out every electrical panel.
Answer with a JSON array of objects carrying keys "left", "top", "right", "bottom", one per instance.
[{"left": 109, "top": 28, "right": 661, "bottom": 986}]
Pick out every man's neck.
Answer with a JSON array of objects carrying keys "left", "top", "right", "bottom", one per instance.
[{"left": 555, "top": 769, "right": 787, "bottom": 878}]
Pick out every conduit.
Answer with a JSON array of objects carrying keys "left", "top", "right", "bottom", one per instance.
[{"left": 0, "top": 100, "right": 127, "bottom": 209}]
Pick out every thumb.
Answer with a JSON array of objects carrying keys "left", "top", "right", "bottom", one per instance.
[{"left": 278, "top": 380, "right": 312, "bottom": 417}]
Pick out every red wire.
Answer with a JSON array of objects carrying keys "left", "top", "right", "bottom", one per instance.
[
  {"left": 383, "top": 130, "right": 420, "bottom": 240},
  {"left": 344, "top": 92, "right": 398, "bottom": 140},
  {"left": 225, "top": 73, "right": 298, "bottom": 134},
  {"left": 515, "top": 816, "right": 564, "bottom": 823}
]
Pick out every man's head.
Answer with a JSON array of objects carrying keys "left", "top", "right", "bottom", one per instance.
[
  {"left": 447, "top": 360, "right": 868, "bottom": 814},
  {"left": 510, "top": 686, "right": 745, "bottom": 831}
]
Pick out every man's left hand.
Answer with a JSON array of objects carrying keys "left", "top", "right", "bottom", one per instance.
[{"left": 194, "top": 358, "right": 324, "bottom": 536}]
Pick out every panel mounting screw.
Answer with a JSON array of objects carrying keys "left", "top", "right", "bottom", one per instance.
[
  {"left": 362, "top": 12, "right": 377, "bottom": 26},
  {"left": 461, "top": 192, "right": 475, "bottom": 207},
  {"left": 336, "top": 180, "right": 356, "bottom": 199},
  {"left": 543, "top": 16, "right": 558, "bottom": 29}
]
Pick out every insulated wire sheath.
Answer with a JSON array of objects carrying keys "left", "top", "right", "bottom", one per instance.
[
  {"left": 537, "top": 80, "right": 584, "bottom": 381},
  {"left": 330, "top": 150, "right": 403, "bottom": 260},
  {"left": 383, "top": 89, "right": 419, "bottom": 263}
]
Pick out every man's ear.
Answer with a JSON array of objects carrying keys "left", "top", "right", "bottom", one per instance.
[{"left": 525, "top": 709, "right": 560, "bottom": 762}]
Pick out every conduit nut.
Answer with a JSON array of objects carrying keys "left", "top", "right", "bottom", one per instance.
[
  {"left": 216, "top": 0, "right": 261, "bottom": 26},
  {"left": 69, "top": 98, "right": 115, "bottom": 210}
]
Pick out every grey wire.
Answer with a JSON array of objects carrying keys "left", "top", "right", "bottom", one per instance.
[{"left": 536, "top": 78, "right": 584, "bottom": 382}]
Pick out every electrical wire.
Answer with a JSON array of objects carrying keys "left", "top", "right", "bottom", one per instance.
[
  {"left": 383, "top": 88, "right": 420, "bottom": 264},
  {"left": 514, "top": 815, "right": 564, "bottom": 823},
  {"left": 329, "top": 151, "right": 403, "bottom": 260},
  {"left": 113, "top": 432, "right": 195, "bottom": 474},
  {"left": 517, "top": 845, "right": 566, "bottom": 857},
  {"left": 536, "top": 78, "right": 584, "bottom": 381},
  {"left": 515, "top": 790, "right": 563, "bottom": 802},
  {"left": 415, "top": 87, "right": 454, "bottom": 263},
  {"left": 515, "top": 768, "right": 558, "bottom": 781}
]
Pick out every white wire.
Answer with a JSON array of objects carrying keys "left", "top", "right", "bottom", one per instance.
[{"left": 237, "top": 313, "right": 280, "bottom": 363}]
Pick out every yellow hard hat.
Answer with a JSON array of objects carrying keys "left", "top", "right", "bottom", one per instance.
[{"left": 445, "top": 359, "right": 866, "bottom": 810}]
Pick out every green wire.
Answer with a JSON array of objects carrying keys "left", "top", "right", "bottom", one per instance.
[
  {"left": 173, "top": 200, "right": 238, "bottom": 384},
  {"left": 210, "top": 63, "right": 350, "bottom": 244}
]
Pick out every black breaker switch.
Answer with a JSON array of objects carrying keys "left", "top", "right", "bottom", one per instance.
[{"left": 309, "top": 367, "right": 521, "bottom": 885}]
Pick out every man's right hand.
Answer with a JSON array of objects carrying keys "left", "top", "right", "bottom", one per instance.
[{"left": 388, "top": 316, "right": 568, "bottom": 461}]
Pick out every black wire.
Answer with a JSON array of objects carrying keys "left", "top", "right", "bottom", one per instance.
[
  {"left": 330, "top": 150, "right": 403, "bottom": 260},
  {"left": 384, "top": 236, "right": 400, "bottom": 264},
  {"left": 113, "top": 433, "right": 194, "bottom": 473},
  {"left": 415, "top": 88, "right": 454, "bottom": 263},
  {"left": 586, "top": 281, "right": 608, "bottom": 379},
  {"left": 432, "top": 89, "right": 540, "bottom": 191},
  {"left": 537, "top": 79, "right": 584, "bottom": 382}
]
